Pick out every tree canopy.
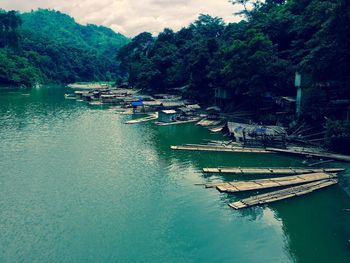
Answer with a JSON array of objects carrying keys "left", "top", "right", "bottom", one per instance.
[
  {"left": 0, "top": 9, "right": 129, "bottom": 86},
  {"left": 118, "top": 0, "right": 350, "bottom": 112}
]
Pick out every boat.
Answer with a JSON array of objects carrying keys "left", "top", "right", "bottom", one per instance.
[{"left": 64, "top": 93, "right": 76, "bottom": 99}]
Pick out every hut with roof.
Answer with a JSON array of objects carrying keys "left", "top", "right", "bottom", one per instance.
[
  {"left": 226, "top": 122, "right": 287, "bottom": 148},
  {"left": 158, "top": 110, "right": 178, "bottom": 123},
  {"left": 131, "top": 97, "right": 145, "bottom": 113}
]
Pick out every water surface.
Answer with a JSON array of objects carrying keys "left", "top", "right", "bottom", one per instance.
[{"left": 1, "top": 86, "right": 350, "bottom": 262}]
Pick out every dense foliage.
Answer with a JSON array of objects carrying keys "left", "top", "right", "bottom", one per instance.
[
  {"left": 0, "top": 9, "right": 129, "bottom": 86},
  {"left": 118, "top": 0, "right": 350, "bottom": 111},
  {"left": 325, "top": 120, "right": 350, "bottom": 154}
]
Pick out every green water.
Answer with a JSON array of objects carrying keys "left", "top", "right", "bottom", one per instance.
[{"left": 1, "top": 86, "right": 350, "bottom": 263}]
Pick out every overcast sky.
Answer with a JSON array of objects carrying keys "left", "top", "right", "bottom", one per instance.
[{"left": 1, "top": 0, "right": 243, "bottom": 37}]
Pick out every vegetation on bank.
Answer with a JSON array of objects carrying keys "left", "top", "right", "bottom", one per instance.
[
  {"left": 0, "top": 9, "right": 129, "bottom": 87},
  {"left": 119, "top": 0, "right": 349, "bottom": 107},
  {"left": 117, "top": 0, "right": 350, "bottom": 152}
]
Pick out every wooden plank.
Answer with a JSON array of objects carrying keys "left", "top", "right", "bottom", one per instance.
[
  {"left": 212, "top": 173, "right": 336, "bottom": 193},
  {"left": 202, "top": 167, "right": 344, "bottom": 175},
  {"left": 229, "top": 179, "right": 337, "bottom": 209},
  {"left": 170, "top": 145, "right": 273, "bottom": 153}
]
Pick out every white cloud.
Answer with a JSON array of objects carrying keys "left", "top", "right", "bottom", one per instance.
[{"left": 1, "top": 0, "right": 243, "bottom": 37}]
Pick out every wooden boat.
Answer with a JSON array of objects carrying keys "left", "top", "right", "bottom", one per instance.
[
  {"left": 124, "top": 113, "right": 158, "bottom": 124},
  {"left": 64, "top": 93, "right": 76, "bottom": 99}
]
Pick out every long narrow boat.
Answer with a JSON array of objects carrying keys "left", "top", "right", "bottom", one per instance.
[
  {"left": 206, "top": 172, "right": 336, "bottom": 193},
  {"left": 209, "top": 125, "right": 225, "bottom": 133},
  {"left": 202, "top": 167, "right": 344, "bottom": 175},
  {"left": 154, "top": 118, "right": 200, "bottom": 126},
  {"left": 197, "top": 119, "right": 222, "bottom": 127},
  {"left": 124, "top": 113, "right": 158, "bottom": 124},
  {"left": 229, "top": 179, "right": 338, "bottom": 209}
]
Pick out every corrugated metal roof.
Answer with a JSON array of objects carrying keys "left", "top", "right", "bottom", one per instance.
[{"left": 227, "top": 122, "right": 286, "bottom": 138}]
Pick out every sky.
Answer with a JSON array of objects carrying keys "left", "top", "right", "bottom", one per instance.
[{"left": 1, "top": 0, "right": 243, "bottom": 37}]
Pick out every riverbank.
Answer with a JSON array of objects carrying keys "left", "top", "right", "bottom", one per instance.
[
  {"left": 66, "top": 84, "right": 350, "bottom": 163},
  {"left": 65, "top": 85, "right": 350, "bottom": 211}
]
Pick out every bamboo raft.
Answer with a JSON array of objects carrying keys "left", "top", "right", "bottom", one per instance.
[
  {"left": 202, "top": 167, "right": 344, "bottom": 175},
  {"left": 206, "top": 172, "right": 336, "bottom": 193},
  {"left": 229, "top": 179, "right": 338, "bottom": 209},
  {"left": 171, "top": 144, "right": 273, "bottom": 153}
]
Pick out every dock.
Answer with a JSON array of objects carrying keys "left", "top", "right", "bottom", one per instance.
[
  {"left": 229, "top": 179, "right": 338, "bottom": 209},
  {"left": 207, "top": 172, "right": 336, "bottom": 193},
  {"left": 202, "top": 167, "right": 344, "bottom": 175},
  {"left": 170, "top": 144, "right": 273, "bottom": 153}
]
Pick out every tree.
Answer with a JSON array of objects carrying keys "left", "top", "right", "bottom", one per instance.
[{"left": 0, "top": 10, "right": 22, "bottom": 48}]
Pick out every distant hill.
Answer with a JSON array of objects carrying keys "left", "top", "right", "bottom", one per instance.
[
  {"left": 0, "top": 9, "right": 130, "bottom": 86},
  {"left": 20, "top": 9, "right": 128, "bottom": 54}
]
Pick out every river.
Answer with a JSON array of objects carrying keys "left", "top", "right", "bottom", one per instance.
[{"left": 1, "top": 85, "right": 350, "bottom": 263}]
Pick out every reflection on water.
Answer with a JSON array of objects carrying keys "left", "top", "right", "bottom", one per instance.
[{"left": 0, "top": 86, "right": 349, "bottom": 263}]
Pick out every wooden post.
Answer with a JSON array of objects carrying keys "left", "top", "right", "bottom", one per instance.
[{"left": 295, "top": 72, "right": 302, "bottom": 117}]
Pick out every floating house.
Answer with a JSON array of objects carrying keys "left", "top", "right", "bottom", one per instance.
[
  {"left": 82, "top": 93, "right": 95, "bottom": 102},
  {"left": 186, "top": 104, "right": 201, "bottom": 110},
  {"left": 226, "top": 122, "right": 287, "bottom": 148},
  {"left": 177, "top": 104, "right": 200, "bottom": 116},
  {"left": 143, "top": 100, "right": 163, "bottom": 111},
  {"left": 160, "top": 101, "right": 186, "bottom": 110},
  {"left": 158, "top": 110, "right": 178, "bottom": 123},
  {"left": 74, "top": 90, "right": 89, "bottom": 99},
  {"left": 131, "top": 99, "right": 145, "bottom": 113},
  {"left": 100, "top": 94, "right": 118, "bottom": 104},
  {"left": 92, "top": 90, "right": 102, "bottom": 99},
  {"left": 153, "top": 94, "right": 181, "bottom": 100}
]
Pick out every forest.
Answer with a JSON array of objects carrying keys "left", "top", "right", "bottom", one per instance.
[
  {"left": 118, "top": 0, "right": 350, "bottom": 120},
  {"left": 0, "top": 9, "right": 129, "bottom": 86}
]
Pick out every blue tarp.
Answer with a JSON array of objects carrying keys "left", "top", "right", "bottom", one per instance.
[
  {"left": 255, "top": 127, "right": 267, "bottom": 133},
  {"left": 132, "top": 101, "right": 144, "bottom": 107}
]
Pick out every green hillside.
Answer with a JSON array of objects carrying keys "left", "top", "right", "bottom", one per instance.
[{"left": 0, "top": 9, "right": 130, "bottom": 86}]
